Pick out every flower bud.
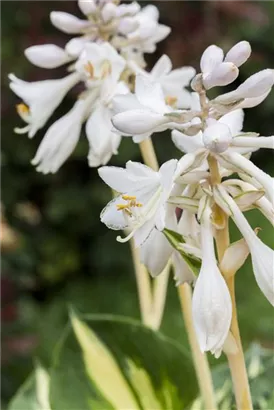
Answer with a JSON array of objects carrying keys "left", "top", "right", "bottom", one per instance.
[
  {"left": 116, "top": 2, "right": 140, "bottom": 17},
  {"left": 78, "top": 0, "right": 96, "bottom": 15},
  {"left": 112, "top": 110, "right": 169, "bottom": 136},
  {"left": 224, "top": 41, "right": 251, "bottom": 67},
  {"left": 202, "top": 62, "right": 239, "bottom": 89},
  {"left": 220, "top": 238, "right": 249, "bottom": 278},
  {"left": 200, "top": 45, "right": 224, "bottom": 74},
  {"left": 236, "top": 69, "right": 274, "bottom": 99},
  {"left": 203, "top": 122, "right": 232, "bottom": 153},
  {"left": 25, "top": 44, "right": 71, "bottom": 69},
  {"left": 142, "top": 5, "right": 159, "bottom": 20},
  {"left": 50, "top": 11, "right": 90, "bottom": 34},
  {"left": 65, "top": 37, "right": 92, "bottom": 58},
  {"left": 101, "top": 3, "right": 117, "bottom": 22}
]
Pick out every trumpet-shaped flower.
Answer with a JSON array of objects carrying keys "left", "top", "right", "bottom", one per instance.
[
  {"left": 9, "top": 72, "right": 80, "bottom": 138},
  {"left": 214, "top": 185, "right": 274, "bottom": 306},
  {"left": 192, "top": 201, "right": 232, "bottom": 357},
  {"left": 112, "top": 75, "right": 176, "bottom": 142},
  {"left": 99, "top": 159, "right": 178, "bottom": 247}
]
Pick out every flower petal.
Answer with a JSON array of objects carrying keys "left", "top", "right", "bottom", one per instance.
[
  {"left": 100, "top": 196, "right": 129, "bottom": 230},
  {"left": 135, "top": 75, "right": 167, "bottom": 113},
  {"left": 25, "top": 44, "right": 72, "bottom": 69},
  {"left": 151, "top": 54, "right": 172, "bottom": 78},
  {"left": 200, "top": 45, "right": 224, "bottom": 74},
  {"left": 112, "top": 109, "right": 169, "bottom": 136}
]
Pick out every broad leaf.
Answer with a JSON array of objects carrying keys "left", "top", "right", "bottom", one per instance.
[
  {"left": 50, "top": 313, "right": 198, "bottom": 410},
  {"left": 8, "top": 364, "right": 50, "bottom": 410},
  {"left": 163, "top": 228, "right": 201, "bottom": 276}
]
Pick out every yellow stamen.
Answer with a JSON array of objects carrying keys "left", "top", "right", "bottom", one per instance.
[
  {"left": 16, "top": 103, "right": 29, "bottom": 115},
  {"left": 116, "top": 204, "right": 129, "bottom": 211},
  {"left": 165, "top": 96, "right": 178, "bottom": 107},
  {"left": 122, "top": 195, "right": 136, "bottom": 200},
  {"left": 84, "top": 61, "right": 94, "bottom": 78},
  {"left": 101, "top": 60, "right": 112, "bottom": 79},
  {"left": 135, "top": 203, "right": 143, "bottom": 207}
]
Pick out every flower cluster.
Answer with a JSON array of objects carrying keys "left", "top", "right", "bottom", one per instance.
[{"left": 10, "top": 1, "right": 274, "bottom": 358}]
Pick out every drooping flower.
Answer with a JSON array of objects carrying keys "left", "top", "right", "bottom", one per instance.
[{"left": 192, "top": 199, "right": 232, "bottom": 357}]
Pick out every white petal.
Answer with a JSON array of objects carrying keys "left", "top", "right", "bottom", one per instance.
[
  {"left": 219, "top": 109, "right": 244, "bottom": 136},
  {"left": 224, "top": 41, "right": 251, "bottom": 67},
  {"left": 172, "top": 130, "right": 203, "bottom": 154},
  {"left": 164, "top": 67, "right": 196, "bottom": 87},
  {"left": 159, "top": 159, "right": 178, "bottom": 196},
  {"left": 50, "top": 11, "right": 91, "bottom": 34},
  {"left": 78, "top": 0, "right": 96, "bottom": 15},
  {"left": 151, "top": 55, "right": 172, "bottom": 78},
  {"left": 126, "top": 161, "right": 157, "bottom": 178},
  {"left": 236, "top": 69, "right": 274, "bottom": 98},
  {"left": 112, "top": 109, "right": 169, "bottom": 136},
  {"left": 202, "top": 62, "right": 239, "bottom": 90},
  {"left": 101, "top": 3, "right": 117, "bottom": 22},
  {"left": 238, "top": 90, "right": 271, "bottom": 109},
  {"left": 140, "top": 228, "right": 173, "bottom": 276},
  {"left": 135, "top": 75, "right": 167, "bottom": 113},
  {"left": 112, "top": 93, "right": 143, "bottom": 114},
  {"left": 100, "top": 196, "right": 129, "bottom": 230},
  {"left": 98, "top": 166, "right": 136, "bottom": 193},
  {"left": 134, "top": 218, "right": 156, "bottom": 248},
  {"left": 25, "top": 45, "right": 72, "bottom": 69},
  {"left": 220, "top": 238, "right": 249, "bottom": 277},
  {"left": 200, "top": 45, "right": 224, "bottom": 74},
  {"left": 118, "top": 17, "right": 139, "bottom": 35},
  {"left": 65, "top": 37, "right": 92, "bottom": 58},
  {"left": 172, "top": 252, "right": 196, "bottom": 285},
  {"left": 192, "top": 209, "right": 232, "bottom": 354},
  {"left": 232, "top": 136, "right": 274, "bottom": 150}
]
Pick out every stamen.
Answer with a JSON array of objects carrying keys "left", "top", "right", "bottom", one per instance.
[
  {"left": 101, "top": 60, "right": 112, "bottom": 79},
  {"left": 116, "top": 228, "right": 137, "bottom": 243},
  {"left": 122, "top": 195, "right": 136, "bottom": 200},
  {"left": 16, "top": 103, "right": 29, "bottom": 115},
  {"left": 116, "top": 204, "right": 128, "bottom": 210},
  {"left": 84, "top": 61, "right": 94, "bottom": 78},
  {"left": 165, "top": 96, "right": 178, "bottom": 107}
]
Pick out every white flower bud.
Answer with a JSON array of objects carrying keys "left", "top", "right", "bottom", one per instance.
[
  {"left": 116, "top": 2, "right": 140, "bottom": 17},
  {"left": 118, "top": 17, "right": 139, "bottom": 35},
  {"left": 65, "top": 37, "right": 92, "bottom": 58},
  {"left": 192, "top": 203, "right": 232, "bottom": 356},
  {"left": 236, "top": 69, "right": 274, "bottom": 99},
  {"left": 225, "top": 41, "right": 251, "bottom": 67},
  {"left": 50, "top": 11, "right": 90, "bottom": 34},
  {"left": 142, "top": 5, "right": 159, "bottom": 21},
  {"left": 220, "top": 238, "right": 249, "bottom": 278},
  {"left": 101, "top": 3, "right": 117, "bottom": 22},
  {"left": 78, "top": 0, "right": 96, "bottom": 15},
  {"left": 203, "top": 122, "right": 232, "bottom": 153},
  {"left": 202, "top": 62, "right": 239, "bottom": 89},
  {"left": 25, "top": 44, "right": 71, "bottom": 69},
  {"left": 112, "top": 110, "right": 169, "bottom": 135},
  {"left": 200, "top": 45, "right": 224, "bottom": 74}
]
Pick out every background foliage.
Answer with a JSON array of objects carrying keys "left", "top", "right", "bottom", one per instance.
[{"left": 1, "top": 1, "right": 274, "bottom": 408}]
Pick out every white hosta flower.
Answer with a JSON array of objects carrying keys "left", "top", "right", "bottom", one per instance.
[
  {"left": 9, "top": 72, "right": 80, "bottom": 138},
  {"left": 24, "top": 44, "right": 72, "bottom": 69},
  {"left": 112, "top": 75, "right": 174, "bottom": 142},
  {"left": 214, "top": 185, "right": 274, "bottom": 306},
  {"left": 192, "top": 201, "right": 232, "bottom": 357},
  {"left": 99, "top": 159, "right": 178, "bottom": 247},
  {"left": 75, "top": 42, "right": 126, "bottom": 85},
  {"left": 31, "top": 93, "right": 94, "bottom": 174},
  {"left": 127, "top": 5, "right": 171, "bottom": 53},
  {"left": 129, "top": 55, "right": 195, "bottom": 109}
]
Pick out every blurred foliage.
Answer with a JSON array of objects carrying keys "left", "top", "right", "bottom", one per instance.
[{"left": 1, "top": 1, "right": 274, "bottom": 407}]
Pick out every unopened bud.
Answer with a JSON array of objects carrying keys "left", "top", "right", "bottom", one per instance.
[
  {"left": 220, "top": 238, "right": 249, "bottom": 277},
  {"left": 118, "top": 17, "right": 139, "bottom": 35},
  {"left": 116, "top": 2, "right": 140, "bottom": 17},
  {"left": 225, "top": 41, "right": 251, "bottom": 67},
  {"left": 203, "top": 122, "right": 232, "bottom": 153},
  {"left": 25, "top": 44, "right": 71, "bottom": 69},
  {"left": 50, "top": 11, "right": 90, "bottom": 34},
  {"left": 202, "top": 62, "right": 239, "bottom": 89},
  {"left": 78, "top": 0, "right": 96, "bottom": 15},
  {"left": 235, "top": 69, "right": 274, "bottom": 99},
  {"left": 200, "top": 44, "right": 224, "bottom": 74}
]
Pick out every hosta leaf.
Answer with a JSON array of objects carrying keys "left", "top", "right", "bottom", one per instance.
[
  {"left": 8, "top": 364, "right": 50, "bottom": 410},
  {"left": 163, "top": 228, "right": 201, "bottom": 276},
  {"left": 50, "top": 313, "right": 198, "bottom": 410}
]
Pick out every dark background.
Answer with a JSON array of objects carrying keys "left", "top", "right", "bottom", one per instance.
[{"left": 1, "top": 1, "right": 274, "bottom": 407}]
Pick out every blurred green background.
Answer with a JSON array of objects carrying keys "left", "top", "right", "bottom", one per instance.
[{"left": 1, "top": 1, "right": 274, "bottom": 407}]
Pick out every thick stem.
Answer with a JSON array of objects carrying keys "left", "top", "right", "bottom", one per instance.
[
  {"left": 139, "top": 137, "right": 159, "bottom": 171},
  {"left": 209, "top": 156, "right": 253, "bottom": 410},
  {"left": 178, "top": 284, "right": 217, "bottom": 410},
  {"left": 148, "top": 261, "right": 170, "bottom": 330}
]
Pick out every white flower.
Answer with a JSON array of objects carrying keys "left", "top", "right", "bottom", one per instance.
[
  {"left": 50, "top": 11, "right": 91, "bottom": 34},
  {"left": 24, "top": 44, "right": 72, "bottom": 69},
  {"left": 192, "top": 201, "right": 232, "bottom": 357},
  {"left": 75, "top": 42, "right": 126, "bottom": 85},
  {"left": 224, "top": 41, "right": 251, "bottom": 67},
  {"left": 98, "top": 159, "right": 178, "bottom": 247},
  {"left": 129, "top": 54, "right": 196, "bottom": 109},
  {"left": 9, "top": 72, "right": 80, "bottom": 138},
  {"left": 127, "top": 5, "right": 171, "bottom": 53},
  {"left": 214, "top": 185, "right": 274, "bottom": 306},
  {"left": 31, "top": 92, "right": 96, "bottom": 174},
  {"left": 112, "top": 75, "right": 174, "bottom": 142}
]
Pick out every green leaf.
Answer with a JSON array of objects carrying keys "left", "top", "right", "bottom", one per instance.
[
  {"left": 8, "top": 364, "right": 50, "bottom": 410},
  {"left": 50, "top": 313, "right": 198, "bottom": 410},
  {"left": 163, "top": 228, "right": 201, "bottom": 276}
]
